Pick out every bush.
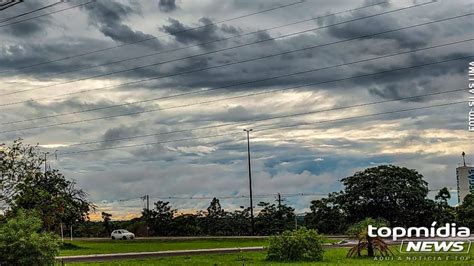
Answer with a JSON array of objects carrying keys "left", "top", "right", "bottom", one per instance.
[
  {"left": 0, "top": 209, "right": 60, "bottom": 265},
  {"left": 267, "top": 227, "right": 324, "bottom": 262}
]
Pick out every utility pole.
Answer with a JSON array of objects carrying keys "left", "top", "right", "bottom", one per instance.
[
  {"left": 143, "top": 194, "right": 150, "bottom": 237},
  {"left": 243, "top": 129, "right": 254, "bottom": 235},
  {"left": 462, "top": 152, "right": 466, "bottom": 167},
  {"left": 276, "top": 193, "right": 284, "bottom": 231},
  {"left": 277, "top": 193, "right": 282, "bottom": 211},
  {"left": 44, "top": 152, "right": 49, "bottom": 173},
  {"left": 146, "top": 194, "right": 149, "bottom": 211}
]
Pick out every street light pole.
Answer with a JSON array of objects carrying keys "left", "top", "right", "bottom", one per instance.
[{"left": 243, "top": 129, "right": 254, "bottom": 235}]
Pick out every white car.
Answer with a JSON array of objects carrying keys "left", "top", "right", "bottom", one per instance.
[{"left": 111, "top": 229, "right": 135, "bottom": 240}]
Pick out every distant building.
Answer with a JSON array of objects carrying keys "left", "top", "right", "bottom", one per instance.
[{"left": 456, "top": 152, "right": 474, "bottom": 204}]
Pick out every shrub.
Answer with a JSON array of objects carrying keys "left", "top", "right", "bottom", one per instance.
[
  {"left": 267, "top": 227, "right": 324, "bottom": 262},
  {"left": 0, "top": 209, "right": 60, "bottom": 265}
]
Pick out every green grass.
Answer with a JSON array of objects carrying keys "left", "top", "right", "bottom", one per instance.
[
  {"left": 67, "top": 246, "right": 473, "bottom": 265},
  {"left": 60, "top": 237, "right": 338, "bottom": 256},
  {"left": 59, "top": 238, "right": 269, "bottom": 256}
]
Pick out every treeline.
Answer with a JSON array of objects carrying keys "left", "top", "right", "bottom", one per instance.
[
  {"left": 74, "top": 199, "right": 298, "bottom": 237},
  {"left": 2, "top": 141, "right": 474, "bottom": 238},
  {"left": 74, "top": 165, "right": 474, "bottom": 237}
]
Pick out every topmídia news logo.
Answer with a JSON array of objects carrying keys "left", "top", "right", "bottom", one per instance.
[{"left": 368, "top": 222, "right": 471, "bottom": 253}]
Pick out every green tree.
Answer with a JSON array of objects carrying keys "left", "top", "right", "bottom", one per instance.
[
  {"left": 0, "top": 139, "right": 43, "bottom": 204},
  {"left": 12, "top": 170, "right": 91, "bottom": 231},
  {"left": 205, "top": 198, "right": 227, "bottom": 235},
  {"left": 228, "top": 207, "right": 251, "bottom": 236},
  {"left": 340, "top": 165, "right": 429, "bottom": 227},
  {"left": 457, "top": 194, "right": 474, "bottom": 229},
  {"left": 0, "top": 209, "right": 60, "bottom": 265},
  {"left": 142, "top": 201, "right": 176, "bottom": 236},
  {"left": 305, "top": 192, "right": 347, "bottom": 234},
  {"left": 102, "top": 212, "right": 113, "bottom": 235},
  {"left": 1, "top": 140, "right": 91, "bottom": 231},
  {"left": 432, "top": 187, "right": 455, "bottom": 224},
  {"left": 171, "top": 214, "right": 202, "bottom": 236},
  {"left": 255, "top": 201, "right": 295, "bottom": 235}
]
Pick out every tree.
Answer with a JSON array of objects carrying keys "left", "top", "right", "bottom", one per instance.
[
  {"left": 457, "top": 194, "right": 474, "bottom": 229},
  {"left": 142, "top": 201, "right": 176, "bottom": 236},
  {"left": 432, "top": 187, "right": 455, "bottom": 224},
  {"left": 205, "top": 198, "right": 227, "bottom": 235},
  {"left": 102, "top": 212, "right": 113, "bottom": 235},
  {"left": 340, "top": 165, "right": 429, "bottom": 227},
  {"left": 0, "top": 140, "right": 43, "bottom": 204},
  {"left": 0, "top": 209, "right": 60, "bottom": 265},
  {"left": 12, "top": 170, "right": 91, "bottom": 231},
  {"left": 1, "top": 140, "right": 91, "bottom": 231},
  {"left": 305, "top": 192, "right": 348, "bottom": 234},
  {"left": 255, "top": 201, "right": 295, "bottom": 235},
  {"left": 171, "top": 214, "right": 202, "bottom": 236},
  {"left": 228, "top": 207, "right": 251, "bottom": 236},
  {"left": 346, "top": 218, "right": 392, "bottom": 258}
]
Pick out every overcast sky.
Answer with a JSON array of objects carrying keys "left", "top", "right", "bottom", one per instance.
[{"left": 0, "top": 0, "right": 473, "bottom": 220}]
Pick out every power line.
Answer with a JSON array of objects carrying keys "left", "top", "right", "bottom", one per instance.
[
  {"left": 0, "top": 13, "right": 474, "bottom": 111},
  {"left": 2, "top": 10, "right": 469, "bottom": 108},
  {"left": 0, "top": 1, "right": 436, "bottom": 97},
  {"left": 253, "top": 101, "right": 464, "bottom": 134},
  {"left": 30, "top": 86, "right": 470, "bottom": 148},
  {"left": 1, "top": 52, "right": 471, "bottom": 134},
  {"left": 2, "top": 38, "right": 471, "bottom": 127},
  {"left": 56, "top": 100, "right": 465, "bottom": 156},
  {"left": 0, "top": 0, "right": 391, "bottom": 84},
  {"left": 0, "top": 1, "right": 65, "bottom": 24},
  {"left": 0, "top": 0, "right": 22, "bottom": 11},
  {"left": 0, "top": 0, "right": 305, "bottom": 74},
  {"left": 111, "top": 192, "right": 328, "bottom": 203},
  {"left": 0, "top": 0, "right": 94, "bottom": 27}
]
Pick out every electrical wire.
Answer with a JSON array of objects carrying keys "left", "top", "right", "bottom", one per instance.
[
  {"left": 0, "top": 1, "right": 65, "bottom": 23},
  {"left": 0, "top": 0, "right": 94, "bottom": 27},
  {"left": 56, "top": 100, "right": 465, "bottom": 156},
  {"left": 0, "top": 0, "right": 391, "bottom": 82},
  {"left": 0, "top": 10, "right": 468, "bottom": 107},
  {"left": 0, "top": 1, "right": 437, "bottom": 97},
  {"left": 2, "top": 10, "right": 468, "bottom": 108},
  {"left": 0, "top": 0, "right": 305, "bottom": 73},
  {"left": 1, "top": 38, "right": 471, "bottom": 127},
  {"left": 1, "top": 51, "right": 471, "bottom": 134}
]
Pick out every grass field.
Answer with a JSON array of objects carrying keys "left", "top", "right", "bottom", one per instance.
[
  {"left": 68, "top": 247, "right": 474, "bottom": 265},
  {"left": 59, "top": 238, "right": 270, "bottom": 256}
]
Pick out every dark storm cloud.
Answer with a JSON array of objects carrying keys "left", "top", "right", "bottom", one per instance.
[
  {"left": 161, "top": 17, "right": 220, "bottom": 46},
  {"left": 24, "top": 97, "right": 148, "bottom": 118},
  {"left": 158, "top": 0, "right": 177, "bottom": 13},
  {"left": 0, "top": 37, "right": 119, "bottom": 75},
  {"left": 82, "top": 0, "right": 160, "bottom": 48},
  {"left": 160, "top": 17, "right": 243, "bottom": 50},
  {"left": 0, "top": 1, "right": 52, "bottom": 37},
  {"left": 317, "top": 0, "right": 432, "bottom": 49},
  {"left": 101, "top": 125, "right": 143, "bottom": 147}
]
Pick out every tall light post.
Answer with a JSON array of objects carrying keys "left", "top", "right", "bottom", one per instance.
[{"left": 243, "top": 129, "right": 254, "bottom": 234}]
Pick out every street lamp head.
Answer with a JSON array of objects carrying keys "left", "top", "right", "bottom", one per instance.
[{"left": 243, "top": 129, "right": 253, "bottom": 132}]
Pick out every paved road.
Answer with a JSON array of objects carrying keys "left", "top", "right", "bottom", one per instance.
[{"left": 68, "top": 235, "right": 348, "bottom": 241}]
